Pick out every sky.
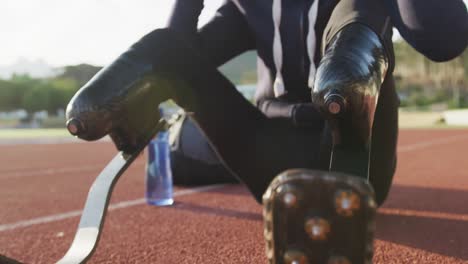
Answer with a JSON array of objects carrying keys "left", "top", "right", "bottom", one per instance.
[
  {"left": 1, "top": 0, "right": 467, "bottom": 68},
  {"left": 0, "top": 0, "right": 224, "bottom": 67}
]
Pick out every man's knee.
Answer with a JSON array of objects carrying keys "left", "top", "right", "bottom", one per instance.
[{"left": 322, "top": 0, "right": 395, "bottom": 70}]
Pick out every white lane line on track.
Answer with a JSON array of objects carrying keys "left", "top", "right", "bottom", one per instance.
[
  {"left": 0, "top": 137, "right": 111, "bottom": 146},
  {"left": 379, "top": 208, "right": 468, "bottom": 221},
  {"left": 1, "top": 133, "right": 468, "bottom": 232},
  {"left": 2, "top": 134, "right": 467, "bottom": 180},
  {"left": 0, "top": 184, "right": 226, "bottom": 232},
  {"left": 0, "top": 161, "right": 145, "bottom": 180},
  {"left": 1, "top": 166, "right": 104, "bottom": 179}
]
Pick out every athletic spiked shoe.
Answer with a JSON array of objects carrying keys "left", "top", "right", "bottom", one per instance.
[
  {"left": 263, "top": 169, "right": 376, "bottom": 264},
  {"left": 0, "top": 255, "right": 22, "bottom": 264}
]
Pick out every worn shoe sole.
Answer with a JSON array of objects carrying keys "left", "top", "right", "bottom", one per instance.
[{"left": 263, "top": 169, "right": 377, "bottom": 264}]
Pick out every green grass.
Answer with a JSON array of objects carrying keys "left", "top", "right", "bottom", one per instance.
[
  {"left": 0, "top": 128, "right": 70, "bottom": 139},
  {"left": 400, "top": 124, "right": 468, "bottom": 130},
  {"left": 399, "top": 111, "right": 468, "bottom": 129}
]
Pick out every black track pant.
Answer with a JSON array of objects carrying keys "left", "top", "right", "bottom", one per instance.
[
  {"left": 156, "top": 35, "right": 332, "bottom": 203},
  {"left": 149, "top": 35, "right": 398, "bottom": 206},
  {"left": 152, "top": 0, "right": 399, "bottom": 205}
]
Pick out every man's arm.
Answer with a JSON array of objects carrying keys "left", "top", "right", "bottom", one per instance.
[
  {"left": 167, "top": 0, "right": 204, "bottom": 38},
  {"left": 385, "top": 0, "right": 468, "bottom": 61},
  {"left": 168, "top": 0, "right": 255, "bottom": 67}
]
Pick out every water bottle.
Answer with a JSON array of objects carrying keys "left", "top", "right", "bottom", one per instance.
[{"left": 145, "top": 130, "right": 174, "bottom": 206}]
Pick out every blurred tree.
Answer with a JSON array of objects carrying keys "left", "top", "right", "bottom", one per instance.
[
  {"left": 57, "top": 64, "right": 102, "bottom": 87},
  {"left": 0, "top": 80, "right": 21, "bottom": 111},
  {"left": 220, "top": 51, "right": 257, "bottom": 84},
  {"left": 0, "top": 46, "right": 466, "bottom": 114},
  {"left": 22, "top": 84, "right": 50, "bottom": 114},
  {"left": 394, "top": 39, "right": 467, "bottom": 108},
  {"left": 0, "top": 75, "right": 33, "bottom": 111},
  {"left": 48, "top": 78, "right": 79, "bottom": 112}
]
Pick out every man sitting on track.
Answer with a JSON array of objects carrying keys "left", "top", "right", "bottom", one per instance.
[{"left": 65, "top": 0, "right": 467, "bottom": 262}]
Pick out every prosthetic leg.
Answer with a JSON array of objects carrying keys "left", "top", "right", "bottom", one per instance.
[
  {"left": 263, "top": 24, "right": 388, "bottom": 263},
  {"left": 57, "top": 30, "right": 184, "bottom": 264}
]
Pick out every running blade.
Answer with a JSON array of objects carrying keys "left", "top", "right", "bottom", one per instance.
[{"left": 57, "top": 122, "right": 164, "bottom": 264}]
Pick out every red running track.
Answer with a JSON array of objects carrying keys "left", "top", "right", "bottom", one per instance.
[{"left": 1, "top": 129, "right": 468, "bottom": 263}]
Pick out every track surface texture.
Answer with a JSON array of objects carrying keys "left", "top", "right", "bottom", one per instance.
[{"left": 1, "top": 129, "right": 467, "bottom": 264}]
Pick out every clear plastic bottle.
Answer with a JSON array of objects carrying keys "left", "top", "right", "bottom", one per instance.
[{"left": 145, "top": 130, "right": 174, "bottom": 206}]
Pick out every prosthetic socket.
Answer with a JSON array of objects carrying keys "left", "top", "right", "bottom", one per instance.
[
  {"left": 312, "top": 24, "right": 388, "bottom": 178},
  {"left": 312, "top": 24, "right": 388, "bottom": 148},
  {"left": 66, "top": 30, "right": 182, "bottom": 154}
]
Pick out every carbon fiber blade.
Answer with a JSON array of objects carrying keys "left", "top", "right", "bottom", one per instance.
[{"left": 57, "top": 122, "right": 164, "bottom": 264}]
